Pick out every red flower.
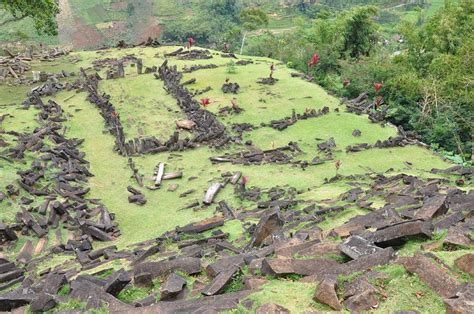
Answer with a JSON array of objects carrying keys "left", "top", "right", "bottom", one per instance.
[
  {"left": 308, "top": 53, "right": 320, "bottom": 67},
  {"left": 200, "top": 98, "right": 210, "bottom": 107},
  {"left": 374, "top": 82, "right": 383, "bottom": 93},
  {"left": 343, "top": 79, "right": 350, "bottom": 87}
]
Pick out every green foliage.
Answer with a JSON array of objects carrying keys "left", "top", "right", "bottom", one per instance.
[
  {"left": 1, "top": 0, "right": 59, "bottom": 35},
  {"left": 340, "top": 6, "right": 379, "bottom": 58},
  {"left": 202, "top": 0, "right": 239, "bottom": 22},
  {"left": 117, "top": 286, "right": 150, "bottom": 304},
  {"left": 285, "top": 274, "right": 304, "bottom": 281},
  {"left": 244, "top": 1, "right": 473, "bottom": 158},
  {"left": 126, "top": 3, "right": 135, "bottom": 17},
  {"left": 55, "top": 299, "right": 85, "bottom": 311},
  {"left": 161, "top": 0, "right": 243, "bottom": 47},
  {"left": 240, "top": 7, "right": 269, "bottom": 32},
  {"left": 58, "top": 284, "right": 71, "bottom": 296},
  {"left": 224, "top": 272, "right": 245, "bottom": 293},
  {"left": 226, "top": 60, "right": 237, "bottom": 74}
]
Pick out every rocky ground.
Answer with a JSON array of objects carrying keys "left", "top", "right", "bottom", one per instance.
[{"left": 0, "top": 44, "right": 472, "bottom": 313}]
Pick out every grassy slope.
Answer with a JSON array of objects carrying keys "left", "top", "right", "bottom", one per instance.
[{"left": 0, "top": 47, "right": 467, "bottom": 312}]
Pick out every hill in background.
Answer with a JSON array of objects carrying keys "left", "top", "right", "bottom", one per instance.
[{"left": 0, "top": 0, "right": 444, "bottom": 49}]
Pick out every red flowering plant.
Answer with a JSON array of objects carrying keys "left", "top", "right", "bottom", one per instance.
[
  {"left": 200, "top": 98, "right": 210, "bottom": 107},
  {"left": 374, "top": 82, "right": 383, "bottom": 93},
  {"left": 308, "top": 53, "right": 320, "bottom": 67}
]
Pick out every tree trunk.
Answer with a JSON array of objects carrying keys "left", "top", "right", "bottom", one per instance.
[{"left": 240, "top": 31, "right": 248, "bottom": 55}]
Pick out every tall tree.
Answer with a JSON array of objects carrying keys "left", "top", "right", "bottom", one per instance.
[
  {"left": 340, "top": 6, "right": 378, "bottom": 58},
  {"left": 239, "top": 8, "right": 268, "bottom": 54},
  {"left": 1, "top": 0, "right": 59, "bottom": 35}
]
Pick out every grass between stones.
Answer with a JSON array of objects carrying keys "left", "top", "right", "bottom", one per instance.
[{"left": 0, "top": 46, "right": 468, "bottom": 312}]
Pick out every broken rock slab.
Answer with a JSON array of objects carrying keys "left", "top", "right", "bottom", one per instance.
[
  {"left": 103, "top": 269, "right": 131, "bottom": 297},
  {"left": 134, "top": 272, "right": 153, "bottom": 288},
  {"left": 313, "top": 275, "right": 342, "bottom": 310},
  {"left": 43, "top": 272, "right": 67, "bottom": 294},
  {"left": 343, "top": 289, "right": 379, "bottom": 313},
  {"left": 336, "top": 247, "right": 396, "bottom": 277},
  {"left": 261, "top": 258, "right": 339, "bottom": 277},
  {"left": 160, "top": 273, "right": 187, "bottom": 301},
  {"left": 342, "top": 275, "right": 378, "bottom": 300},
  {"left": 400, "top": 252, "right": 459, "bottom": 298},
  {"left": 444, "top": 283, "right": 474, "bottom": 314},
  {"left": 330, "top": 207, "right": 402, "bottom": 238},
  {"left": 0, "top": 289, "right": 35, "bottom": 311},
  {"left": 454, "top": 254, "right": 474, "bottom": 276},
  {"left": 339, "top": 236, "right": 383, "bottom": 260},
  {"left": 29, "top": 293, "right": 56, "bottom": 312},
  {"left": 202, "top": 265, "right": 239, "bottom": 296},
  {"left": 414, "top": 194, "right": 448, "bottom": 220},
  {"left": 206, "top": 255, "right": 245, "bottom": 278},
  {"left": 362, "top": 219, "right": 433, "bottom": 247},
  {"left": 444, "top": 225, "right": 473, "bottom": 248},
  {"left": 255, "top": 303, "right": 290, "bottom": 314},
  {"left": 70, "top": 279, "right": 131, "bottom": 311},
  {"left": 249, "top": 208, "right": 284, "bottom": 247},
  {"left": 126, "top": 290, "right": 252, "bottom": 313},
  {"left": 134, "top": 257, "right": 201, "bottom": 279},
  {"left": 176, "top": 216, "right": 224, "bottom": 234}
]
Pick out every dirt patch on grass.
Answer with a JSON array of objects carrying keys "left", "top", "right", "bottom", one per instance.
[{"left": 72, "top": 18, "right": 104, "bottom": 49}]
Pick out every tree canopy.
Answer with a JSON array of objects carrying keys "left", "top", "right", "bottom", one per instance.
[
  {"left": 240, "top": 7, "right": 268, "bottom": 32},
  {"left": 1, "top": 0, "right": 59, "bottom": 35}
]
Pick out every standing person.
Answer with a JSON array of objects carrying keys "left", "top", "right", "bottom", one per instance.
[
  {"left": 187, "top": 37, "right": 194, "bottom": 49},
  {"left": 270, "top": 63, "right": 275, "bottom": 79}
]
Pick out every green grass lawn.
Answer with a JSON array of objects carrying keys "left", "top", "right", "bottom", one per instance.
[{"left": 0, "top": 46, "right": 466, "bottom": 313}]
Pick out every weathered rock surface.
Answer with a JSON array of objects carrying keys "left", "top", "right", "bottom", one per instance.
[{"left": 313, "top": 275, "right": 342, "bottom": 310}]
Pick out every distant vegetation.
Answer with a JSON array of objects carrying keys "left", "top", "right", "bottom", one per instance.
[
  {"left": 243, "top": 0, "right": 473, "bottom": 162},
  {"left": 0, "top": 0, "right": 59, "bottom": 35}
]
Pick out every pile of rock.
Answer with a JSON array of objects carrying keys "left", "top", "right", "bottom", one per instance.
[
  {"left": 263, "top": 107, "right": 330, "bottom": 131},
  {"left": 221, "top": 82, "right": 240, "bottom": 94},
  {"left": 2, "top": 81, "right": 120, "bottom": 268},
  {"left": 165, "top": 48, "right": 213, "bottom": 60},
  {"left": 210, "top": 143, "right": 302, "bottom": 165},
  {"left": 346, "top": 126, "right": 423, "bottom": 153},
  {"left": 158, "top": 60, "right": 227, "bottom": 143},
  {"left": 182, "top": 64, "right": 218, "bottom": 73}
]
